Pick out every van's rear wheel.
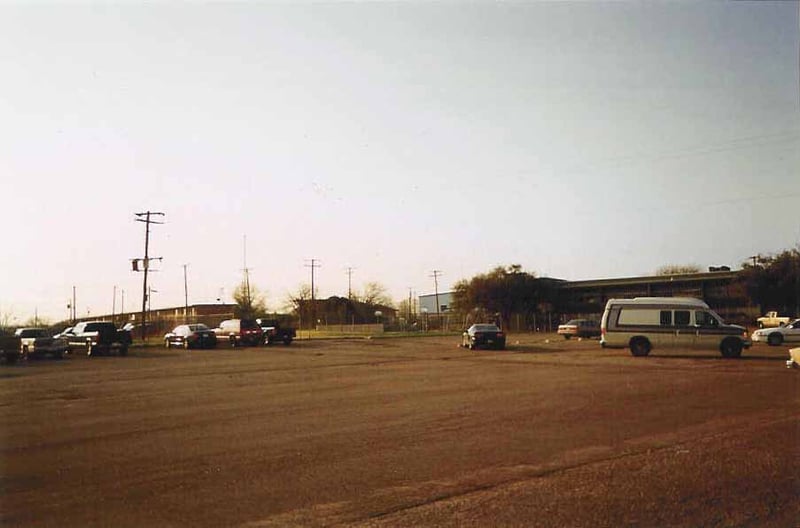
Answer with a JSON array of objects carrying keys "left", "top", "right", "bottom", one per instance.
[
  {"left": 767, "top": 333, "right": 783, "bottom": 346},
  {"left": 629, "top": 337, "right": 651, "bottom": 357},
  {"left": 229, "top": 336, "right": 237, "bottom": 348},
  {"left": 720, "top": 338, "right": 743, "bottom": 358}
]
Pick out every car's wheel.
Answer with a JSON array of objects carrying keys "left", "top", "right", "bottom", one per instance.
[
  {"left": 165, "top": 339, "right": 171, "bottom": 349},
  {"left": 629, "top": 337, "right": 651, "bottom": 357},
  {"left": 720, "top": 338, "right": 743, "bottom": 358},
  {"left": 229, "top": 336, "right": 237, "bottom": 348},
  {"left": 563, "top": 335, "right": 571, "bottom": 340},
  {"left": 283, "top": 337, "right": 292, "bottom": 345},
  {"left": 5, "top": 353, "right": 18, "bottom": 364},
  {"left": 468, "top": 341, "right": 476, "bottom": 350},
  {"left": 183, "top": 339, "right": 190, "bottom": 350},
  {"left": 53, "top": 350, "right": 63, "bottom": 360},
  {"left": 86, "top": 343, "right": 93, "bottom": 356},
  {"left": 767, "top": 333, "right": 783, "bottom": 346}
]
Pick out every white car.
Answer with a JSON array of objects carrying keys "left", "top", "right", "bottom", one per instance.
[{"left": 752, "top": 319, "right": 800, "bottom": 346}]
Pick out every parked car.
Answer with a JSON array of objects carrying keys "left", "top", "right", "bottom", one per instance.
[
  {"left": 60, "top": 321, "right": 132, "bottom": 356},
  {"left": 14, "top": 328, "right": 68, "bottom": 359},
  {"left": 752, "top": 319, "right": 800, "bottom": 346},
  {"left": 461, "top": 323, "right": 506, "bottom": 350},
  {"left": 164, "top": 324, "right": 218, "bottom": 349},
  {"left": 256, "top": 318, "right": 296, "bottom": 345},
  {"left": 214, "top": 319, "right": 264, "bottom": 347},
  {"left": 0, "top": 330, "right": 21, "bottom": 364},
  {"left": 557, "top": 319, "right": 601, "bottom": 339}
]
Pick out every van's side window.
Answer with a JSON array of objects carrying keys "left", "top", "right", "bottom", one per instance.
[
  {"left": 696, "top": 311, "right": 718, "bottom": 327},
  {"left": 674, "top": 310, "right": 690, "bottom": 326},
  {"left": 660, "top": 311, "right": 672, "bottom": 326}
]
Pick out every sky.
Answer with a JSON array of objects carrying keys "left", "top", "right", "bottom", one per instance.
[{"left": 1, "top": 1, "right": 798, "bottom": 323}]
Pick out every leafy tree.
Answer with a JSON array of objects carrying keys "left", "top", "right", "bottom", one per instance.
[
  {"left": 452, "top": 265, "right": 541, "bottom": 329},
  {"left": 656, "top": 264, "right": 701, "bottom": 275},
  {"left": 740, "top": 248, "right": 800, "bottom": 316},
  {"left": 233, "top": 283, "right": 267, "bottom": 319}
]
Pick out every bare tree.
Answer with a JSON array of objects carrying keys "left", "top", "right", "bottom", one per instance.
[{"left": 357, "top": 282, "right": 394, "bottom": 307}]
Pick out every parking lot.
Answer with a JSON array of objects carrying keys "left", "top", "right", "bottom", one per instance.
[{"left": 1, "top": 334, "right": 798, "bottom": 527}]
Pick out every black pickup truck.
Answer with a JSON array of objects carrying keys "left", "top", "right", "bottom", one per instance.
[
  {"left": 61, "top": 321, "right": 132, "bottom": 356},
  {"left": 256, "top": 319, "right": 296, "bottom": 345},
  {"left": 0, "top": 330, "right": 21, "bottom": 364}
]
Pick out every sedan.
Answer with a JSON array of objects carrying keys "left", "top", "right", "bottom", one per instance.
[
  {"left": 164, "top": 324, "right": 218, "bottom": 349},
  {"left": 462, "top": 323, "right": 506, "bottom": 350},
  {"left": 752, "top": 319, "right": 800, "bottom": 346},
  {"left": 557, "top": 319, "right": 601, "bottom": 339}
]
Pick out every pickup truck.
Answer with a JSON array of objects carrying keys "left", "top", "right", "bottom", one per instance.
[
  {"left": 756, "top": 311, "right": 791, "bottom": 329},
  {"left": 15, "top": 328, "right": 68, "bottom": 359},
  {"left": 256, "top": 318, "right": 296, "bottom": 345},
  {"left": 0, "top": 330, "right": 21, "bottom": 364},
  {"left": 61, "top": 321, "right": 132, "bottom": 356}
]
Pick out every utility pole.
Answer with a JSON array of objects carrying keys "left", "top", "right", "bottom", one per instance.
[
  {"left": 183, "top": 264, "right": 189, "bottom": 323},
  {"left": 305, "top": 259, "right": 321, "bottom": 329},
  {"left": 242, "top": 235, "right": 252, "bottom": 310},
  {"left": 345, "top": 267, "right": 356, "bottom": 299},
  {"left": 408, "top": 287, "right": 413, "bottom": 323},
  {"left": 112, "top": 285, "right": 117, "bottom": 324},
  {"left": 121, "top": 289, "right": 125, "bottom": 322},
  {"left": 431, "top": 270, "right": 442, "bottom": 321},
  {"left": 134, "top": 211, "right": 165, "bottom": 342}
]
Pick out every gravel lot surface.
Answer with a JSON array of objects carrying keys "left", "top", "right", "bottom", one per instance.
[{"left": 1, "top": 335, "right": 798, "bottom": 527}]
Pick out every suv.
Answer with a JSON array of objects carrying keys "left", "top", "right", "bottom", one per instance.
[{"left": 214, "top": 319, "right": 264, "bottom": 347}]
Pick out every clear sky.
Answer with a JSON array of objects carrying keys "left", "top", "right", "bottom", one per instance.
[{"left": 1, "top": 1, "right": 798, "bottom": 323}]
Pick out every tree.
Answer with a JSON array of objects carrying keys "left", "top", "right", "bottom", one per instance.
[
  {"left": 356, "top": 282, "right": 394, "bottom": 307},
  {"left": 284, "top": 284, "right": 313, "bottom": 328},
  {"left": 740, "top": 248, "right": 800, "bottom": 316},
  {"left": 656, "top": 264, "right": 701, "bottom": 275},
  {"left": 233, "top": 283, "right": 267, "bottom": 319},
  {"left": 452, "top": 265, "right": 541, "bottom": 329}
]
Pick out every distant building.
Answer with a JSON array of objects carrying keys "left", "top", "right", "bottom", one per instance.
[{"left": 418, "top": 292, "right": 454, "bottom": 314}]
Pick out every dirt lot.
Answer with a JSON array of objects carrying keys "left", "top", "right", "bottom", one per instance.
[{"left": 1, "top": 334, "right": 798, "bottom": 527}]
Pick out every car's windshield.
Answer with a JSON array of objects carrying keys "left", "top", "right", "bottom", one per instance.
[
  {"left": 189, "top": 324, "right": 209, "bottom": 331},
  {"left": 473, "top": 324, "right": 499, "bottom": 332}
]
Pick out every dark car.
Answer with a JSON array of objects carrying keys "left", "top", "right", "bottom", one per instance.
[
  {"left": 462, "top": 323, "right": 506, "bottom": 350},
  {"left": 557, "top": 319, "right": 601, "bottom": 339},
  {"left": 164, "top": 324, "right": 218, "bottom": 349}
]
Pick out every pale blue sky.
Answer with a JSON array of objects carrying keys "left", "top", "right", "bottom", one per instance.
[{"left": 1, "top": 1, "right": 798, "bottom": 322}]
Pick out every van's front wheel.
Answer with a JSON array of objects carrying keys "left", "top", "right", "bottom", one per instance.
[{"left": 629, "top": 337, "right": 651, "bottom": 357}]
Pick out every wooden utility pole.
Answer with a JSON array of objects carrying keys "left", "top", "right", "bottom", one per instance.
[
  {"left": 305, "top": 259, "right": 321, "bottom": 329},
  {"left": 345, "top": 267, "right": 355, "bottom": 299},
  {"left": 183, "top": 264, "right": 189, "bottom": 323},
  {"left": 134, "top": 211, "right": 164, "bottom": 342}
]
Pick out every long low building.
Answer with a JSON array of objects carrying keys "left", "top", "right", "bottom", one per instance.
[{"left": 421, "top": 269, "right": 754, "bottom": 330}]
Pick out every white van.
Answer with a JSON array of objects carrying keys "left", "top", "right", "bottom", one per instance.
[{"left": 600, "top": 297, "right": 750, "bottom": 358}]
